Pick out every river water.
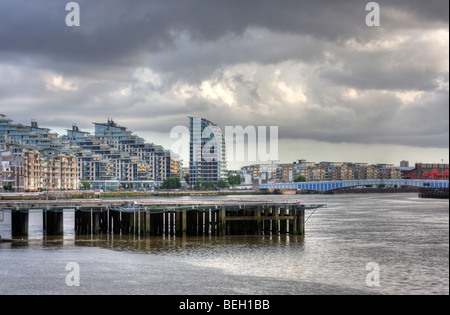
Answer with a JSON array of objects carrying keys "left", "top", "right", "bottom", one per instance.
[{"left": 0, "top": 193, "right": 448, "bottom": 295}]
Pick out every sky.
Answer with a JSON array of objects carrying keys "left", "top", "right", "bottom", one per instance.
[{"left": 0, "top": 0, "right": 448, "bottom": 169}]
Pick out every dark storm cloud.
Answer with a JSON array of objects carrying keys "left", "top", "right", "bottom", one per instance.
[
  {"left": 0, "top": 0, "right": 447, "bottom": 68},
  {"left": 0, "top": 0, "right": 448, "bottom": 151}
]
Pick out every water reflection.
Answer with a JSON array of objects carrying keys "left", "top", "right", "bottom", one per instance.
[
  {"left": 1, "top": 194, "right": 448, "bottom": 295},
  {"left": 2, "top": 233, "right": 304, "bottom": 254}
]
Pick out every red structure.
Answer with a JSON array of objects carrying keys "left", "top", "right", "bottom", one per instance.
[
  {"left": 403, "top": 163, "right": 449, "bottom": 180},
  {"left": 423, "top": 167, "right": 449, "bottom": 180}
]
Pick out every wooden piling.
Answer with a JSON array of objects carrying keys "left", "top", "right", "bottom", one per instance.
[
  {"left": 219, "top": 207, "right": 226, "bottom": 236},
  {"left": 175, "top": 211, "right": 182, "bottom": 236},
  {"left": 291, "top": 209, "right": 298, "bottom": 235},
  {"left": 280, "top": 209, "right": 287, "bottom": 234},
  {"left": 256, "top": 207, "right": 262, "bottom": 235},
  {"left": 299, "top": 208, "right": 305, "bottom": 236},
  {"left": 93, "top": 210, "right": 101, "bottom": 235},
  {"left": 182, "top": 211, "right": 187, "bottom": 236},
  {"left": 199, "top": 211, "right": 204, "bottom": 236},
  {"left": 273, "top": 207, "right": 280, "bottom": 235},
  {"left": 112, "top": 210, "right": 121, "bottom": 235},
  {"left": 211, "top": 210, "right": 216, "bottom": 235},
  {"left": 11, "top": 211, "right": 29, "bottom": 237},
  {"left": 164, "top": 212, "right": 169, "bottom": 236},
  {"left": 44, "top": 210, "right": 64, "bottom": 236},
  {"left": 130, "top": 211, "right": 136, "bottom": 235},
  {"left": 75, "top": 210, "right": 89, "bottom": 234},
  {"left": 159, "top": 213, "right": 164, "bottom": 236},
  {"left": 145, "top": 211, "right": 151, "bottom": 236},
  {"left": 204, "top": 210, "right": 210, "bottom": 236}
]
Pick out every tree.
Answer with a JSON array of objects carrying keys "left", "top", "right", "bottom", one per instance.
[
  {"left": 217, "top": 179, "right": 229, "bottom": 189},
  {"left": 294, "top": 176, "right": 307, "bottom": 182},
  {"left": 228, "top": 175, "right": 241, "bottom": 186},
  {"left": 3, "top": 184, "right": 13, "bottom": 192},
  {"left": 184, "top": 173, "right": 189, "bottom": 184},
  {"left": 162, "top": 177, "right": 182, "bottom": 190},
  {"left": 202, "top": 181, "right": 215, "bottom": 190},
  {"left": 81, "top": 181, "right": 91, "bottom": 190}
]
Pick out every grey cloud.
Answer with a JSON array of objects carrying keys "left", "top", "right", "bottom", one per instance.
[
  {"left": 0, "top": 0, "right": 448, "bottom": 153},
  {"left": 1, "top": 0, "right": 447, "bottom": 70}
]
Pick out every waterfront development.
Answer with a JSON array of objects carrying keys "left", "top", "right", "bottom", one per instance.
[
  {"left": 1, "top": 193, "right": 448, "bottom": 295},
  {"left": 0, "top": 0, "right": 448, "bottom": 298}
]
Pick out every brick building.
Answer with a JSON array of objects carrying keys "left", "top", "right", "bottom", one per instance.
[{"left": 403, "top": 163, "right": 449, "bottom": 180}]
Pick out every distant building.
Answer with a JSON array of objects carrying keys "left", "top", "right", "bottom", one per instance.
[
  {"left": 241, "top": 160, "right": 403, "bottom": 183},
  {"left": 400, "top": 160, "right": 410, "bottom": 167},
  {"left": 1, "top": 113, "right": 179, "bottom": 190},
  {"left": 94, "top": 119, "right": 174, "bottom": 181},
  {"left": 180, "top": 167, "right": 189, "bottom": 179},
  {"left": 170, "top": 154, "right": 182, "bottom": 178},
  {"left": 281, "top": 164, "right": 294, "bottom": 182},
  {"left": 0, "top": 148, "right": 25, "bottom": 193},
  {"left": 189, "top": 117, "right": 227, "bottom": 187},
  {"left": 0, "top": 114, "right": 68, "bottom": 150}
]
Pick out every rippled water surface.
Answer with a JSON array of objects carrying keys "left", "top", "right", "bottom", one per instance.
[{"left": 0, "top": 193, "right": 448, "bottom": 295}]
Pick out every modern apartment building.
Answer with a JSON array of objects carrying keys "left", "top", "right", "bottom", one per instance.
[
  {"left": 1, "top": 114, "right": 180, "bottom": 190},
  {"left": 0, "top": 114, "right": 68, "bottom": 150},
  {"left": 94, "top": 119, "right": 175, "bottom": 181},
  {"left": 189, "top": 117, "right": 227, "bottom": 187},
  {"left": 64, "top": 121, "right": 180, "bottom": 189}
]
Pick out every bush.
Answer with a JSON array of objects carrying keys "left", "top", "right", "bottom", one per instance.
[
  {"left": 294, "top": 176, "right": 307, "bottom": 182},
  {"left": 228, "top": 175, "right": 241, "bottom": 186},
  {"left": 217, "top": 179, "right": 229, "bottom": 189},
  {"left": 162, "top": 177, "right": 182, "bottom": 190}
]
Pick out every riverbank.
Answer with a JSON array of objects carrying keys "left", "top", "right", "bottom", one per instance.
[
  {"left": 2, "top": 187, "right": 448, "bottom": 200},
  {"left": 0, "top": 190, "right": 261, "bottom": 201}
]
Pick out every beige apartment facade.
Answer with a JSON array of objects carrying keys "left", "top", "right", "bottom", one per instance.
[
  {"left": 243, "top": 160, "right": 403, "bottom": 183},
  {"left": 23, "top": 148, "right": 79, "bottom": 191}
]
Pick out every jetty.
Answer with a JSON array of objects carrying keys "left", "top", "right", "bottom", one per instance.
[{"left": 0, "top": 199, "right": 326, "bottom": 237}]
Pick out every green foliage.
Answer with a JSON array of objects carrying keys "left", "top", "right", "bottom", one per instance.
[
  {"left": 184, "top": 173, "right": 189, "bottom": 184},
  {"left": 162, "top": 177, "right": 182, "bottom": 190},
  {"left": 294, "top": 176, "right": 307, "bottom": 182},
  {"left": 3, "top": 184, "right": 13, "bottom": 192},
  {"left": 202, "top": 181, "right": 215, "bottom": 190},
  {"left": 227, "top": 175, "right": 241, "bottom": 186},
  {"left": 217, "top": 179, "right": 229, "bottom": 189},
  {"left": 81, "top": 181, "right": 91, "bottom": 190}
]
